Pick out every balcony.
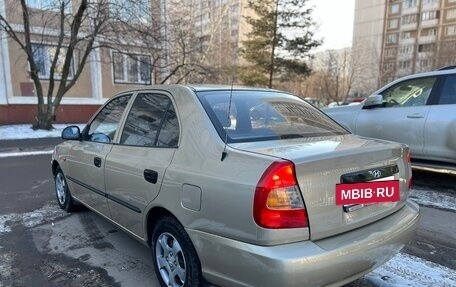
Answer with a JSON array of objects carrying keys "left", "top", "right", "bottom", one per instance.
[
  {"left": 402, "top": 7, "right": 419, "bottom": 15},
  {"left": 399, "top": 37, "right": 417, "bottom": 44},
  {"left": 422, "top": 2, "right": 440, "bottom": 10},
  {"left": 419, "top": 35, "right": 437, "bottom": 43},
  {"left": 421, "top": 19, "right": 439, "bottom": 28},
  {"left": 401, "top": 22, "right": 418, "bottom": 30}
]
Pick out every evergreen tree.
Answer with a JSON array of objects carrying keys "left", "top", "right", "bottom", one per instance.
[{"left": 240, "top": 0, "right": 320, "bottom": 88}]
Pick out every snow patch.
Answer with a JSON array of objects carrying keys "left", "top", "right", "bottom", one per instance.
[
  {"left": 0, "top": 250, "right": 15, "bottom": 287},
  {"left": 366, "top": 253, "right": 456, "bottom": 286},
  {"left": 0, "top": 204, "right": 67, "bottom": 234},
  {"left": 410, "top": 187, "right": 456, "bottom": 212},
  {"left": 0, "top": 124, "right": 85, "bottom": 140}
]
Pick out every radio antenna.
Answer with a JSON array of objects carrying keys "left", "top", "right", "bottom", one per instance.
[
  {"left": 221, "top": 58, "right": 236, "bottom": 161},
  {"left": 221, "top": 80, "right": 233, "bottom": 161}
]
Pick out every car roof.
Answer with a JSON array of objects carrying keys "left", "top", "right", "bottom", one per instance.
[
  {"left": 395, "top": 67, "right": 456, "bottom": 80},
  {"left": 114, "top": 84, "right": 289, "bottom": 96},
  {"left": 371, "top": 67, "right": 456, "bottom": 95}
]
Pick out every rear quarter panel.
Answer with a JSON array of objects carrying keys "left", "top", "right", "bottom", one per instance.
[{"left": 144, "top": 86, "right": 296, "bottom": 245}]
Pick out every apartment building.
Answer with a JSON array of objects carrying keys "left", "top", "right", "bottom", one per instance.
[
  {"left": 352, "top": 0, "right": 456, "bottom": 97},
  {"left": 0, "top": 0, "right": 159, "bottom": 125},
  {"left": 183, "top": 0, "right": 252, "bottom": 82}
]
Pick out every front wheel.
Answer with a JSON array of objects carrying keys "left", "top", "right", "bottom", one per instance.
[
  {"left": 151, "top": 216, "right": 202, "bottom": 287},
  {"left": 54, "top": 167, "right": 76, "bottom": 212}
]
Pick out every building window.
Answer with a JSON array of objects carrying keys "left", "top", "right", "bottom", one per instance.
[
  {"left": 399, "top": 45, "right": 414, "bottom": 54},
  {"left": 385, "top": 48, "right": 396, "bottom": 57},
  {"left": 398, "top": 60, "right": 411, "bottom": 69},
  {"left": 402, "top": 14, "right": 418, "bottom": 24},
  {"left": 390, "top": 4, "right": 400, "bottom": 14},
  {"left": 401, "top": 31, "right": 412, "bottom": 39},
  {"left": 418, "top": 43, "right": 436, "bottom": 52},
  {"left": 27, "top": 0, "right": 72, "bottom": 12},
  {"left": 31, "top": 43, "right": 74, "bottom": 80},
  {"left": 384, "top": 62, "right": 395, "bottom": 72},
  {"left": 422, "top": 10, "right": 439, "bottom": 21},
  {"left": 419, "top": 59, "right": 430, "bottom": 68},
  {"left": 446, "top": 25, "right": 456, "bottom": 35},
  {"left": 447, "top": 9, "right": 456, "bottom": 19},
  {"left": 112, "top": 52, "right": 152, "bottom": 85},
  {"left": 387, "top": 33, "right": 398, "bottom": 43},
  {"left": 388, "top": 19, "right": 399, "bottom": 29},
  {"left": 421, "top": 28, "right": 437, "bottom": 36},
  {"left": 403, "top": 0, "right": 418, "bottom": 9},
  {"left": 110, "top": 0, "right": 150, "bottom": 23}
]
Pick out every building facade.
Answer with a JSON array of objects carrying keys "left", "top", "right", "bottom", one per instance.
[
  {"left": 0, "top": 0, "right": 255, "bottom": 124},
  {"left": 352, "top": 0, "right": 456, "bottom": 97},
  {"left": 0, "top": 0, "right": 159, "bottom": 125}
]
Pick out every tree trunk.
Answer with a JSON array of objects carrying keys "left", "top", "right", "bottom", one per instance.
[{"left": 33, "top": 102, "right": 54, "bottom": 130}]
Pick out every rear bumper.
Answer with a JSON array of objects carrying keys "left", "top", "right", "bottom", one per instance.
[{"left": 187, "top": 200, "right": 420, "bottom": 287}]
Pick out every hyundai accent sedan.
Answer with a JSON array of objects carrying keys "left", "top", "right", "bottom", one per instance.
[{"left": 52, "top": 85, "right": 420, "bottom": 287}]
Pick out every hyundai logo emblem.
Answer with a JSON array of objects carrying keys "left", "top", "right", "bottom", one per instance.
[{"left": 371, "top": 170, "right": 382, "bottom": 179}]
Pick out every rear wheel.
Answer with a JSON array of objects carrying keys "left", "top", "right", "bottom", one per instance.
[
  {"left": 54, "top": 167, "right": 76, "bottom": 212},
  {"left": 151, "top": 216, "right": 202, "bottom": 287}
]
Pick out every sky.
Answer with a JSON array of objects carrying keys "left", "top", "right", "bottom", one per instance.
[{"left": 310, "top": 0, "right": 356, "bottom": 51}]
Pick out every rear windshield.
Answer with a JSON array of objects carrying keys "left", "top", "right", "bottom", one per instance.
[{"left": 196, "top": 90, "right": 348, "bottom": 143}]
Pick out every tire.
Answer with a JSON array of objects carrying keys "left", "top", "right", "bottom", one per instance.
[
  {"left": 151, "top": 216, "right": 202, "bottom": 287},
  {"left": 54, "top": 167, "right": 77, "bottom": 212}
]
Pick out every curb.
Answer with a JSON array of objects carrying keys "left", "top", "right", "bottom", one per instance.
[{"left": 0, "top": 150, "right": 53, "bottom": 159}]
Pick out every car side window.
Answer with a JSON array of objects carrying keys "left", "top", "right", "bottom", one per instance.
[
  {"left": 438, "top": 75, "right": 456, "bottom": 105},
  {"left": 380, "top": 77, "right": 436, "bottom": 108},
  {"left": 120, "top": 93, "right": 179, "bottom": 147},
  {"left": 87, "top": 95, "right": 132, "bottom": 143}
]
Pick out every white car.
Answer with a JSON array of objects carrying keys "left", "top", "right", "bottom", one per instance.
[{"left": 323, "top": 68, "right": 456, "bottom": 173}]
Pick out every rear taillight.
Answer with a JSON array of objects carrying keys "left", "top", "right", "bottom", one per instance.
[{"left": 254, "top": 160, "right": 309, "bottom": 229}]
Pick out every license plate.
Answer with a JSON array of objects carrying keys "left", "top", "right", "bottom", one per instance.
[{"left": 335, "top": 180, "right": 400, "bottom": 205}]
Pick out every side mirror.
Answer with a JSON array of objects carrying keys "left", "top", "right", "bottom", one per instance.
[
  {"left": 62, "top": 126, "right": 81, "bottom": 140},
  {"left": 363, "top": 94, "right": 383, "bottom": 108}
]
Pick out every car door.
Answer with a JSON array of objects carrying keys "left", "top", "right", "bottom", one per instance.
[
  {"left": 423, "top": 74, "right": 456, "bottom": 163},
  {"left": 355, "top": 76, "right": 436, "bottom": 158},
  {"left": 104, "top": 92, "right": 180, "bottom": 238},
  {"left": 66, "top": 94, "right": 132, "bottom": 217}
]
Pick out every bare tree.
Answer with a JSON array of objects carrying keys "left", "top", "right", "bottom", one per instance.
[
  {"left": 0, "top": 0, "right": 223, "bottom": 129},
  {"left": 306, "top": 48, "right": 357, "bottom": 105},
  {"left": 0, "top": 0, "right": 117, "bottom": 129}
]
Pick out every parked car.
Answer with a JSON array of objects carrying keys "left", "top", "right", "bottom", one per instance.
[
  {"left": 52, "top": 85, "right": 419, "bottom": 287},
  {"left": 323, "top": 69, "right": 456, "bottom": 172}
]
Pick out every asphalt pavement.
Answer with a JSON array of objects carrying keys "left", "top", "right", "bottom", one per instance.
[{"left": 0, "top": 137, "right": 62, "bottom": 155}]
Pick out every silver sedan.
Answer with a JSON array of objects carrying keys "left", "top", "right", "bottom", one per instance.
[
  {"left": 52, "top": 85, "right": 419, "bottom": 287},
  {"left": 323, "top": 69, "right": 456, "bottom": 173}
]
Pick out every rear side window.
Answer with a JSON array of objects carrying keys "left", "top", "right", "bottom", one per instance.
[
  {"left": 197, "top": 90, "right": 347, "bottom": 143},
  {"left": 438, "top": 75, "right": 456, "bottom": 105},
  {"left": 120, "top": 93, "right": 179, "bottom": 147}
]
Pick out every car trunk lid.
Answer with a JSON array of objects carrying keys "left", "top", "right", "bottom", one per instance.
[{"left": 231, "top": 135, "right": 411, "bottom": 240}]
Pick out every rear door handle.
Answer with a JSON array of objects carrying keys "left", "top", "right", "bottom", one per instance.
[
  {"left": 94, "top": 157, "right": 102, "bottom": 168},
  {"left": 406, "top": 114, "right": 424, "bottom": 119},
  {"left": 144, "top": 169, "right": 158, "bottom": 184}
]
